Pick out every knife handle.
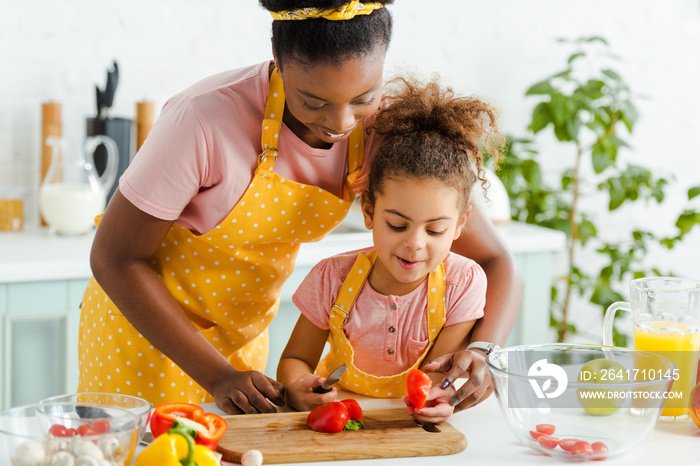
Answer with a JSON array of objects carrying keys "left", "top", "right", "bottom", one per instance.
[{"left": 312, "top": 385, "right": 332, "bottom": 394}]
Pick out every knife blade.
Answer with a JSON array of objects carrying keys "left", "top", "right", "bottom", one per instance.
[
  {"left": 414, "top": 419, "right": 441, "bottom": 433},
  {"left": 312, "top": 363, "right": 347, "bottom": 393}
]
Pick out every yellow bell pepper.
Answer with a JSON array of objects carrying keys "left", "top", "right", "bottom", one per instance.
[{"left": 135, "top": 420, "right": 220, "bottom": 466}]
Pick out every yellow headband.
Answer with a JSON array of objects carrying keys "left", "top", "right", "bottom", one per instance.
[{"left": 270, "top": 1, "right": 384, "bottom": 21}]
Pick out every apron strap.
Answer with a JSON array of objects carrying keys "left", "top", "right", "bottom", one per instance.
[
  {"left": 426, "top": 263, "right": 446, "bottom": 343},
  {"left": 329, "top": 250, "right": 376, "bottom": 330},
  {"left": 343, "top": 122, "right": 364, "bottom": 200},
  {"left": 259, "top": 68, "right": 285, "bottom": 171}
]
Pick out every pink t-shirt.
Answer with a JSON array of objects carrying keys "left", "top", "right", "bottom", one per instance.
[
  {"left": 293, "top": 248, "right": 487, "bottom": 376},
  {"left": 120, "top": 61, "right": 377, "bottom": 235}
]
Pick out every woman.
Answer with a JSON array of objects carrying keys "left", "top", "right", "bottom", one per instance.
[{"left": 79, "top": 0, "right": 522, "bottom": 415}]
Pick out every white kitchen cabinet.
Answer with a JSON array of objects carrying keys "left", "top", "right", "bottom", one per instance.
[
  {"left": 1, "top": 279, "right": 87, "bottom": 408},
  {"left": 0, "top": 219, "right": 565, "bottom": 408}
]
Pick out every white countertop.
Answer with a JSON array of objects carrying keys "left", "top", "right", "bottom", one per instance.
[
  {"left": 0, "top": 222, "right": 565, "bottom": 284},
  {"left": 133, "top": 393, "right": 699, "bottom": 466}
]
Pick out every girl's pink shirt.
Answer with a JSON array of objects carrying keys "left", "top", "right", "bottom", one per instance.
[
  {"left": 120, "top": 61, "right": 376, "bottom": 235},
  {"left": 293, "top": 248, "right": 487, "bottom": 376}
]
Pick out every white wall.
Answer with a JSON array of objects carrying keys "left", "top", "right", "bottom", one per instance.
[{"left": 2, "top": 0, "right": 699, "bottom": 341}]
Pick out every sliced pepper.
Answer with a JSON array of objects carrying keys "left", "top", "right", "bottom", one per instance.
[
  {"left": 135, "top": 420, "right": 220, "bottom": 466},
  {"left": 150, "top": 403, "right": 228, "bottom": 450}
]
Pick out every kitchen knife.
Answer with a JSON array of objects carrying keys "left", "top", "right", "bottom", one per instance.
[
  {"left": 414, "top": 419, "right": 441, "bottom": 433},
  {"left": 312, "top": 363, "right": 347, "bottom": 393}
]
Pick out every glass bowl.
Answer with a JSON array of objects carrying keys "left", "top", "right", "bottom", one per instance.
[
  {"left": 0, "top": 402, "right": 140, "bottom": 465},
  {"left": 40, "top": 392, "right": 152, "bottom": 440},
  {"left": 486, "top": 343, "right": 677, "bottom": 461}
]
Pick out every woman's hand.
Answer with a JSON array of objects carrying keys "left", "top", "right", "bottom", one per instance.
[
  {"left": 211, "top": 368, "right": 286, "bottom": 414},
  {"left": 421, "top": 349, "right": 493, "bottom": 413},
  {"left": 285, "top": 373, "right": 337, "bottom": 412},
  {"left": 405, "top": 382, "right": 455, "bottom": 424}
]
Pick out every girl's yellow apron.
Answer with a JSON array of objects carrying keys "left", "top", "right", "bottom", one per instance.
[
  {"left": 315, "top": 250, "right": 446, "bottom": 397},
  {"left": 77, "top": 69, "right": 364, "bottom": 404}
]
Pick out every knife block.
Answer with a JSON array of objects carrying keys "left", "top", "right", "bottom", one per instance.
[{"left": 86, "top": 117, "right": 133, "bottom": 201}]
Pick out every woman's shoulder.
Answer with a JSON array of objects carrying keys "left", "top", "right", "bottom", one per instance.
[{"left": 176, "top": 61, "right": 272, "bottom": 107}]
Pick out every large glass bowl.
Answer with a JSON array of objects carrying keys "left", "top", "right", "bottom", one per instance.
[
  {"left": 486, "top": 343, "right": 677, "bottom": 461},
  {"left": 40, "top": 392, "right": 152, "bottom": 440},
  {"left": 0, "top": 402, "right": 140, "bottom": 465}
]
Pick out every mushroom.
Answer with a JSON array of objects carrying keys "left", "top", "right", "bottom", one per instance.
[
  {"left": 11, "top": 440, "right": 46, "bottom": 466},
  {"left": 48, "top": 451, "right": 76, "bottom": 466},
  {"left": 43, "top": 434, "right": 68, "bottom": 456},
  {"left": 75, "top": 456, "right": 102, "bottom": 466},
  {"left": 96, "top": 436, "right": 121, "bottom": 461},
  {"left": 69, "top": 440, "right": 104, "bottom": 460},
  {"left": 241, "top": 449, "right": 264, "bottom": 466}
]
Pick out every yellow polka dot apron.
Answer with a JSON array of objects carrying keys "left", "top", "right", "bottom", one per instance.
[
  {"left": 316, "top": 249, "right": 446, "bottom": 398},
  {"left": 77, "top": 68, "right": 365, "bottom": 404}
]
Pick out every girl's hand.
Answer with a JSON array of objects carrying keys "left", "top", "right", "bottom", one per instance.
[
  {"left": 211, "top": 368, "right": 286, "bottom": 414},
  {"left": 421, "top": 349, "right": 494, "bottom": 413},
  {"left": 404, "top": 382, "right": 455, "bottom": 424},
  {"left": 285, "top": 373, "right": 337, "bottom": 412}
]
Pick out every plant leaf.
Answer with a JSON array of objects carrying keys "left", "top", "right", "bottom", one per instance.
[
  {"left": 585, "top": 35, "right": 609, "bottom": 45},
  {"left": 568, "top": 52, "right": 585, "bottom": 64},
  {"left": 529, "top": 102, "right": 552, "bottom": 134},
  {"left": 689, "top": 186, "right": 700, "bottom": 200},
  {"left": 526, "top": 80, "right": 555, "bottom": 96},
  {"left": 602, "top": 69, "right": 622, "bottom": 81}
]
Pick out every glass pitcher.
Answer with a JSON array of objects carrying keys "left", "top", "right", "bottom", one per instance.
[
  {"left": 603, "top": 277, "right": 700, "bottom": 421},
  {"left": 39, "top": 135, "right": 118, "bottom": 235}
]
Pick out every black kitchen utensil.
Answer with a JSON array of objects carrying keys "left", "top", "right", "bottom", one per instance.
[{"left": 95, "top": 61, "right": 119, "bottom": 119}]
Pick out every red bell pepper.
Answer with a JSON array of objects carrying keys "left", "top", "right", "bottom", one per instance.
[
  {"left": 306, "top": 402, "right": 364, "bottom": 433},
  {"left": 406, "top": 369, "right": 432, "bottom": 409},
  {"left": 149, "top": 403, "right": 227, "bottom": 450}
]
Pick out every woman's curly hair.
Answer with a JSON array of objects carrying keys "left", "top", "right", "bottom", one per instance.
[{"left": 366, "top": 77, "right": 503, "bottom": 214}]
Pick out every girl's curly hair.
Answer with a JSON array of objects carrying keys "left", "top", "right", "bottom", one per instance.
[{"left": 366, "top": 77, "right": 503, "bottom": 214}]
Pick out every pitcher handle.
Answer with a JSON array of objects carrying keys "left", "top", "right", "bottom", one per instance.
[
  {"left": 603, "top": 301, "right": 630, "bottom": 347},
  {"left": 85, "top": 135, "right": 119, "bottom": 195}
]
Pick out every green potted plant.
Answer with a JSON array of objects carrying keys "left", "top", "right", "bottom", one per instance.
[{"left": 492, "top": 36, "right": 685, "bottom": 345}]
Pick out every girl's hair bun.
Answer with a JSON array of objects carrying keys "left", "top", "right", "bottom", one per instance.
[{"left": 366, "top": 77, "right": 503, "bottom": 213}]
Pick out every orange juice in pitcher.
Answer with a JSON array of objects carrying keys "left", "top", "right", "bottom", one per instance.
[{"left": 634, "top": 321, "right": 700, "bottom": 419}]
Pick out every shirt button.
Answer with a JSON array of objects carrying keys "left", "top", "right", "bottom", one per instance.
[
  {"left": 388, "top": 326, "right": 396, "bottom": 333},
  {"left": 390, "top": 303, "right": 397, "bottom": 310},
  {"left": 387, "top": 348, "right": 395, "bottom": 355}
]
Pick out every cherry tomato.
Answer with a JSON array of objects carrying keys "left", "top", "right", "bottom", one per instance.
[
  {"left": 558, "top": 438, "right": 579, "bottom": 452},
  {"left": 66, "top": 428, "right": 78, "bottom": 436},
  {"left": 406, "top": 369, "right": 432, "bottom": 410},
  {"left": 529, "top": 430, "right": 547, "bottom": 440},
  {"left": 535, "top": 424, "right": 556, "bottom": 435},
  {"left": 340, "top": 399, "right": 363, "bottom": 421},
  {"left": 537, "top": 436, "right": 560, "bottom": 449},
  {"left": 306, "top": 402, "right": 350, "bottom": 433},
  {"left": 92, "top": 420, "right": 111, "bottom": 433},
  {"left": 571, "top": 440, "right": 593, "bottom": 455},
  {"left": 77, "top": 424, "right": 97, "bottom": 436},
  {"left": 49, "top": 424, "right": 68, "bottom": 437},
  {"left": 591, "top": 441, "right": 609, "bottom": 460}
]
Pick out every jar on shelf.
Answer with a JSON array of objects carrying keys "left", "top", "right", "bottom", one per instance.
[{"left": 0, "top": 187, "right": 26, "bottom": 231}]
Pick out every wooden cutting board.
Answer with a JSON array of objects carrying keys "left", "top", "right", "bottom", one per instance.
[{"left": 216, "top": 407, "right": 467, "bottom": 464}]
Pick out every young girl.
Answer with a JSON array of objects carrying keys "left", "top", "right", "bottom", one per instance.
[{"left": 278, "top": 77, "right": 503, "bottom": 422}]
